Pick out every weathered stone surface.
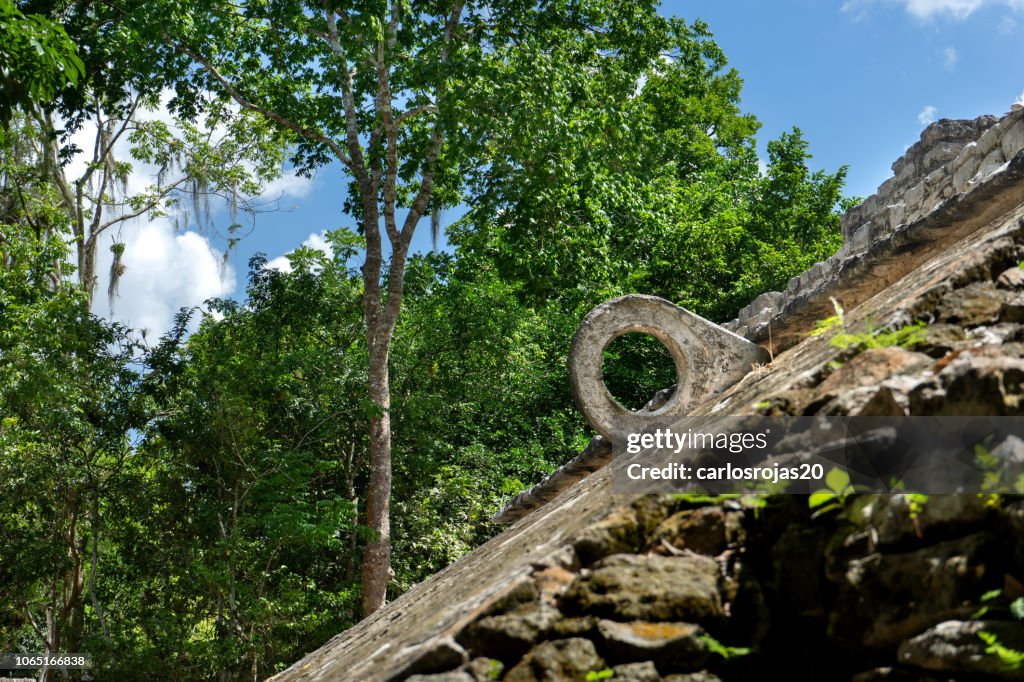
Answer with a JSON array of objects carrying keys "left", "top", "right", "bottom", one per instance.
[
  {"left": 817, "top": 348, "right": 931, "bottom": 396},
  {"left": 503, "top": 638, "right": 605, "bottom": 682},
  {"left": 1003, "top": 120, "right": 1024, "bottom": 159},
  {"left": 479, "top": 577, "right": 539, "bottom": 617},
  {"left": 572, "top": 498, "right": 674, "bottom": 565},
  {"left": 898, "top": 620, "right": 1024, "bottom": 679},
  {"left": 550, "top": 616, "right": 598, "bottom": 638},
  {"left": 662, "top": 673, "right": 723, "bottom": 682},
  {"left": 968, "top": 322, "right": 1024, "bottom": 344},
  {"left": 937, "top": 281, "right": 1005, "bottom": 325},
  {"left": 917, "top": 323, "right": 968, "bottom": 357},
  {"left": 845, "top": 494, "right": 991, "bottom": 548},
  {"left": 610, "top": 661, "right": 661, "bottom": 681},
  {"left": 463, "top": 657, "right": 504, "bottom": 682},
  {"left": 534, "top": 566, "right": 577, "bottom": 605},
  {"left": 999, "top": 266, "right": 1024, "bottom": 289},
  {"left": 561, "top": 554, "right": 723, "bottom": 623},
  {"left": 994, "top": 435, "right": 1024, "bottom": 464},
  {"left": 1002, "top": 292, "right": 1024, "bottom": 323},
  {"left": 728, "top": 111, "right": 1024, "bottom": 353},
  {"left": 572, "top": 506, "right": 645, "bottom": 566},
  {"left": 830, "top": 533, "right": 995, "bottom": 650},
  {"left": 750, "top": 388, "right": 818, "bottom": 416},
  {"left": 270, "top": 107, "right": 1024, "bottom": 682},
  {"left": 396, "top": 637, "right": 470, "bottom": 679},
  {"left": 909, "top": 352, "right": 1024, "bottom": 415},
  {"left": 568, "top": 294, "right": 769, "bottom": 442},
  {"left": 407, "top": 673, "right": 475, "bottom": 682},
  {"left": 817, "top": 385, "right": 908, "bottom": 417},
  {"left": 457, "top": 604, "right": 561, "bottom": 662},
  {"left": 597, "top": 619, "right": 709, "bottom": 671},
  {"left": 649, "top": 507, "right": 744, "bottom": 556}
]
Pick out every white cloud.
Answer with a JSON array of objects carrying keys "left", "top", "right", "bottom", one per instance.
[
  {"left": 918, "top": 104, "right": 939, "bottom": 126},
  {"left": 60, "top": 90, "right": 312, "bottom": 336},
  {"left": 942, "top": 46, "right": 959, "bottom": 69},
  {"left": 1015, "top": 90, "right": 1024, "bottom": 106},
  {"left": 843, "top": 0, "right": 1024, "bottom": 21},
  {"left": 265, "top": 231, "right": 335, "bottom": 274},
  {"left": 97, "top": 220, "right": 235, "bottom": 337},
  {"left": 262, "top": 170, "right": 315, "bottom": 201}
]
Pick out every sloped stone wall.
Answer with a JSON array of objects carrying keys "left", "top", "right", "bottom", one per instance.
[
  {"left": 380, "top": 211, "right": 1024, "bottom": 682},
  {"left": 401, "top": 492, "right": 1024, "bottom": 682}
]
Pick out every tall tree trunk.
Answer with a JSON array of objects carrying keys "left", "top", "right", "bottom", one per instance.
[{"left": 360, "top": 335, "right": 392, "bottom": 616}]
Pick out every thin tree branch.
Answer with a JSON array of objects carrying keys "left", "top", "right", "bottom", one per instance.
[
  {"left": 394, "top": 103, "right": 438, "bottom": 127},
  {"left": 171, "top": 42, "right": 351, "bottom": 168}
]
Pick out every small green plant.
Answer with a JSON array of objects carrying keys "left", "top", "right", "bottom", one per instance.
[
  {"left": 586, "top": 669, "right": 614, "bottom": 681},
  {"left": 1012, "top": 597, "right": 1024, "bottom": 621},
  {"left": 972, "top": 588, "right": 1004, "bottom": 619},
  {"left": 488, "top": 659, "right": 503, "bottom": 680},
  {"left": 975, "top": 443, "right": 1024, "bottom": 496},
  {"left": 809, "top": 467, "right": 856, "bottom": 517},
  {"left": 811, "top": 298, "right": 926, "bottom": 351},
  {"left": 699, "top": 633, "right": 752, "bottom": 659},
  {"left": 672, "top": 493, "right": 770, "bottom": 516},
  {"left": 978, "top": 631, "right": 1024, "bottom": 671},
  {"left": 907, "top": 493, "right": 928, "bottom": 520}
]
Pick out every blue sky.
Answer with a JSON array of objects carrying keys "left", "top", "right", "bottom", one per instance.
[{"left": 96, "top": 0, "right": 1024, "bottom": 336}]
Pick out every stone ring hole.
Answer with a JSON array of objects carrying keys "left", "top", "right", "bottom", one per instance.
[{"left": 601, "top": 331, "right": 680, "bottom": 413}]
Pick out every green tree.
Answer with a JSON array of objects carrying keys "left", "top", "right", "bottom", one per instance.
[
  {"left": 0, "top": 0, "right": 84, "bottom": 127},
  {"left": 455, "top": 21, "right": 849, "bottom": 322},
  {"left": 126, "top": 237, "right": 368, "bottom": 678},
  {"left": 110, "top": 0, "right": 723, "bottom": 616},
  {"left": 0, "top": 209, "right": 146, "bottom": 681}
]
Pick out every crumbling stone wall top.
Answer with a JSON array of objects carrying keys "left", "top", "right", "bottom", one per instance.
[{"left": 725, "top": 106, "right": 1024, "bottom": 351}]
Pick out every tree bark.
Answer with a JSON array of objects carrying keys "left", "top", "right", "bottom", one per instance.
[{"left": 360, "top": 335, "right": 392, "bottom": 616}]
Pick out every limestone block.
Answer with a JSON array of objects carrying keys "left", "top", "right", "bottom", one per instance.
[
  {"left": 894, "top": 159, "right": 917, "bottom": 188},
  {"left": 885, "top": 202, "right": 906, "bottom": 230},
  {"left": 898, "top": 620, "right": 1024, "bottom": 678},
  {"left": 597, "top": 620, "right": 710, "bottom": 672},
  {"left": 850, "top": 222, "right": 872, "bottom": 254},
  {"left": 952, "top": 143, "right": 980, "bottom": 193},
  {"left": 924, "top": 164, "right": 948, "bottom": 188},
  {"left": 1001, "top": 119, "right": 1024, "bottom": 160},
  {"left": 922, "top": 142, "right": 963, "bottom": 172},
  {"left": 972, "top": 147, "right": 1007, "bottom": 183},
  {"left": 973, "top": 122, "right": 1002, "bottom": 158},
  {"left": 860, "top": 194, "right": 881, "bottom": 218},
  {"left": 840, "top": 209, "right": 864, "bottom": 241},
  {"left": 561, "top": 554, "right": 724, "bottom": 622},
  {"left": 830, "top": 533, "right": 994, "bottom": 650},
  {"left": 903, "top": 183, "right": 924, "bottom": 213},
  {"left": 877, "top": 175, "right": 898, "bottom": 200},
  {"left": 504, "top": 638, "right": 605, "bottom": 682}
]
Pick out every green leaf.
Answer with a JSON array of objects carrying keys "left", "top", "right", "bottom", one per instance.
[
  {"left": 808, "top": 490, "right": 836, "bottom": 509},
  {"left": 825, "top": 467, "right": 850, "bottom": 494}
]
